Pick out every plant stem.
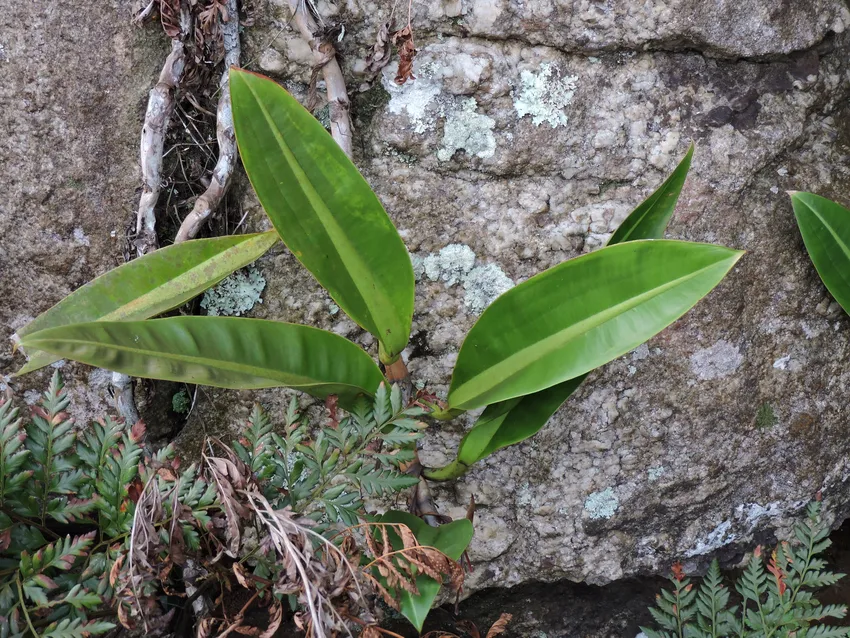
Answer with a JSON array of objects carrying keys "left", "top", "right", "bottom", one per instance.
[
  {"left": 16, "top": 575, "right": 38, "bottom": 637},
  {"left": 421, "top": 458, "right": 470, "bottom": 481}
]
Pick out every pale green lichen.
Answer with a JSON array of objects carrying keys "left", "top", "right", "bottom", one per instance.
[
  {"left": 423, "top": 244, "right": 476, "bottom": 286},
  {"left": 201, "top": 267, "right": 266, "bottom": 317},
  {"left": 437, "top": 98, "right": 496, "bottom": 162},
  {"left": 172, "top": 390, "right": 191, "bottom": 414},
  {"left": 648, "top": 466, "right": 666, "bottom": 482},
  {"left": 584, "top": 487, "right": 619, "bottom": 520},
  {"left": 414, "top": 244, "right": 513, "bottom": 314},
  {"left": 513, "top": 62, "right": 578, "bottom": 128},
  {"left": 463, "top": 263, "right": 514, "bottom": 314}
]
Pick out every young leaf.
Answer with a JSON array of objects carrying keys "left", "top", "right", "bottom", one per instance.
[
  {"left": 15, "top": 232, "right": 278, "bottom": 374},
  {"left": 230, "top": 69, "right": 414, "bottom": 362},
  {"left": 790, "top": 192, "right": 850, "bottom": 316},
  {"left": 19, "top": 317, "right": 385, "bottom": 408},
  {"left": 375, "top": 512, "right": 473, "bottom": 632},
  {"left": 448, "top": 240, "right": 743, "bottom": 410},
  {"left": 607, "top": 144, "right": 693, "bottom": 246}
]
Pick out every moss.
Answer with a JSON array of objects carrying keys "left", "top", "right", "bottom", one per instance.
[
  {"left": 172, "top": 390, "right": 191, "bottom": 414},
  {"left": 755, "top": 402, "right": 777, "bottom": 429},
  {"left": 353, "top": 82, "right": 391, "bottom": 130}
]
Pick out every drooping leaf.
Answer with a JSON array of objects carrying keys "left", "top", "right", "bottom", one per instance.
[
  {"left": 607, "top": 144, "right": 693, "bottom": 246},
  {"left": 15, "top": 232, "right": 278, "bottom": 374},
  {"left": 19, "top": 317, "right": 384, "bottom": 407},
  {"left": 376, "top": 511, "right": 473, "bottom": 632},
  {"left": 230, "top": 69, "right": 414, "bottom": 362},
  {"left": 429, "top": 154, "right": 696, "bottom": 477},
  {"left": 448, "top": 240, "right": 743, "bottom": 410},
  {"left": 790, "top": 192, "right": 850, "bottom": 316}
]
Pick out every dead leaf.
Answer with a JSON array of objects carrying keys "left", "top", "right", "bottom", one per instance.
[
  {"left": 258, "top": 601, "right": 283, "bottom": 638},
  {"left": 161, "top": 0, "right": 183, "bottom": 39},
  {"left": 485, "top": 613, "right": 512, "bottom": 638},
  {"left": 391, "top": 25, "right": 416, "bottom": 85},
  {"left": 364, "top": 21, "right": 393, "bottom": 75}
]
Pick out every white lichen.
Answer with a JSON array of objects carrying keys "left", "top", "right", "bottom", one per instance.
[
  {"left": 685, "top": 520, "right": 735, "bottom": 557},
  {"left": 384, "top": 68, "right": 441, "bottom": 134},
  {"left": 463, "top": 263, "right": 514, "bottom": 314},
  {"left": 584, "top": 487, "right": 619, "bottom": 520},
  {"left": 422, "top": 244, "right": 476, "bottom": 286},
  {"left": 513, "top": 62, "right": 578, "bottom": 128},
  {"left": 437, "top": 98, "right": 496, "bottom": 162},
  {"left": 689, "top": 340, "right": 743, "bottom": 381},
  {"left": 201, "top": 266, "right": 266, "bottom": 317}
]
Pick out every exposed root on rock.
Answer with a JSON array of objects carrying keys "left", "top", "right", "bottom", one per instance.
[
  {"left": 135, "top": 28, "right": 188, "bottom": 256},
  {"left": 287, "top": 0, "right": 353, "bottom": 157},
  {"left": 174, "top": 0, "right": 240, "bottom": 242}
]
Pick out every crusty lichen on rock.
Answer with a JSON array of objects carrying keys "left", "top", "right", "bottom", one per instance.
[{"left": 201, "top": 266, "right": 266, "bottom": 317}]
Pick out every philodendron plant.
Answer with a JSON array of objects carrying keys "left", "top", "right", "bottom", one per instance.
[
  {"left": 790, "top": 191, "right": 850, "bottom": 317},
  {"left": 13, "top": 69, "right": 742, "bottom": 630}
]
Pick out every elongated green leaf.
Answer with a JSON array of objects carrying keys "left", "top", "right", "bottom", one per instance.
[
  {"left": 15, "top": 232, "right": 278, "bottom": 374},
  {"left": 790, "top": 192, "right": 850, "bottom": 316},
  {"left": 448, "top": 240, "right": 743, "bottom": 410},
  {"left": 607, "top": 144, "right": 693, "bottom": 246},
  {"left": 376, "top": 511, "right": 473, "bottom": 632},
  {"left": 230, "top": 69, "right": 414, "bottom": 362},
  {"left": 18, "top": 317, "right": 384, "bottom": 407},
  {"left": 434, "top": 153, "right": 697, "bottom": 476}
]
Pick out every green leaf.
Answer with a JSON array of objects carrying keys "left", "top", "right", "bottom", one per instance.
[
  {"left": 430, "top": 155, "right": 695, "bottom": 478},
  {"left": 230, "top": 69, "right": 414, "bottom": 362},
  {"left": 448, "top": 240, "right": 742, "bottom": 410},
  {"left": 19, "top": 317, "right": 384, "bottom": 407},
  {"left": 15, "top": 232, "right": 278, "bottom": 374},
  {"left": 790, "top": 192, "right": 850, "bottom": 316},
  {"left": 462, "top": 377, "right": 583, "bottom": 465},
  {"left": 376, "top": 511, "right": 473, "bottom": 632},
  {"left": 607, "top": 144, "right": 693, "bottom": 246}
]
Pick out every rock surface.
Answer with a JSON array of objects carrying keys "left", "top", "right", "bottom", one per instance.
[{"left": 5, "top": 0, "right": 850, "bottom": 607}]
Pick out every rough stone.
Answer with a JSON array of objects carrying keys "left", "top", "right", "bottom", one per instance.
[{"left": 6, "top": 0, "right": 850, "bottom": 615}]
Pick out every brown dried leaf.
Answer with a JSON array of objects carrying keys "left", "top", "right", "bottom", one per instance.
[
  {"left": 361, "top": 627, "right": 384, "bottom": 638},
  {"left": 233, "top": 562, "right": 252, "bottom": 589},
  {"left": 258, "top": 601, "right": 283, "bottom": 638},
  {"left": 197, "top": 617, "right": 219, "bottom": 638},
  {"left": 364, "top": 20, "right": 392, "bottom": 74},
  {"left": 0, "top": 528, "right": 11, "bottom": 552},
  {"left": 391, "top": 25, "right": 416, "bottom": 85},
  {"left": 109, "top": 554, "right": 125, "bottom": 587},
  {"left": 485, "top": 614, "right": 513, "bottom": 638},
  {"left": 362, "top": 573, "right": 400, "bottom": 612},
  {"left": 161, "top": 0, "right": 183, "bottom": 38}
]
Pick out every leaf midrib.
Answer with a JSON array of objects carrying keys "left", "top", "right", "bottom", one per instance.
[
  {"left": 450, "top": 258, "right": 731, "bottom": 408},
  {"left": 24, "top": 335, "right": 365, "bottom": 392},
  {"left": 245, "top": 80, "right": 398, "bottom": 341}
]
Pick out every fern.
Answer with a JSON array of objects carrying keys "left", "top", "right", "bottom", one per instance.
[{"left": 643, "top": 501, "right": 850, "bottom": 638}]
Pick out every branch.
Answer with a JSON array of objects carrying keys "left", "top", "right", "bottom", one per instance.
[
  {"left": 174, "top": 0, "right": 241, "bottom": 242},
  {"left": 287, "top": 0, "right": 353, "bottom": 158}
]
